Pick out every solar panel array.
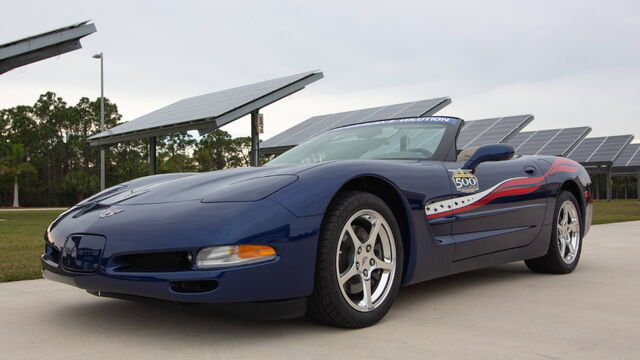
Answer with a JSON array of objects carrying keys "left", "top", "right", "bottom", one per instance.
[
  {"left": 567, "top": 135, "right": 634, "bottom": 164},
  {"left": 260, "top": 97, "right": 451, "bottom": 151},
  {"left": 506, "top": 127, "right": 591, "bottom": 156},
  {"left": 89, "top": 70, "right": 323, "bottom": 146},
  {"left": 613, "top": 143, "right": 640, "bottom": 168},
  {"left": 0, "top": 21, "right": 96, "bottom": 75},
  {"left": 456, "top": 115, "right": 533, "bottom": 149}
]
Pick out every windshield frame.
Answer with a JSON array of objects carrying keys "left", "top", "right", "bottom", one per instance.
[{"left": 266, "top": 116, "right": 463, "bottom": 165}]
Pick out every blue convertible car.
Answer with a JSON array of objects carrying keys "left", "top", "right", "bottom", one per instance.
[{"left": 43, "top": 116, "right": 592, "bottom": 328}]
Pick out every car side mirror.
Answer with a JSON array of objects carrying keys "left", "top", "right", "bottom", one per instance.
[{"left": 463, "top": 144, "right": 514, "bottom": 171}]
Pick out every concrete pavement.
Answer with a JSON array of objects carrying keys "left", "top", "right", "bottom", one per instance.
[{"left": 1, "top": 221, "right": 638, "bottom": 359}]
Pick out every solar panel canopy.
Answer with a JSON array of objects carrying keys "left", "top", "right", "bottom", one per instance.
[
  {"left": 506, "top": 126, "right": 591, "bottom": 156},
  {"left": 456, "top": 115, "right": 533, "bottom": 149},
  {"left": 89, "top": 70, "right": 323, "bottom": 146},
  {"left": 0, "top": 21, "right": 96, "bottom": 74},
  {"left": 567, "top": 135, "right": 634, "bottom": 164},
  {"left": 613, "top": 143, "right": 640, "bottom": 169},
  {"left": 260, "top": 97, "right": 451, "bottom": 152}
]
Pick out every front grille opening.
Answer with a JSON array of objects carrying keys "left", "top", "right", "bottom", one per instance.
[
  {"left": 112, "top": 251, "right": 192, "bottom": 272},
  {"left": 43, "top": 243, "right": 60, "bottom": 265},
  {"left": 170, "top": 280, "right": 218, "bottom": 293}
]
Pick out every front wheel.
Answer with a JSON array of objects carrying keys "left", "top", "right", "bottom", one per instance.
[
  {"left": 307, "top": 191, "right": 404, "bottom": 328},
  {"left": 525, "top": 190, "right": 582, "bottom": 274}
]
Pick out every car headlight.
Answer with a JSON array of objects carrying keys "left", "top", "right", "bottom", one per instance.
[{"left": 196, "top": 245, "right": 276, "bottom": 269}]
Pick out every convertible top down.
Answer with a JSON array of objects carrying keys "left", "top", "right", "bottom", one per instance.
[{"left": 43, "top": 116, "right": 592, "bottom": 328}]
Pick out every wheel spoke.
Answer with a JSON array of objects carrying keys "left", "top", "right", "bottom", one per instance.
[
  {"left": 361, "top": 277, "right": 373, "bottom": 309},
  {"left": 566, "top": 239, "right": 576, "bottom": 257},
  {"left": 345, "top": 226, "right": 361, "bottom": 248},
  {"left": 339, "top": 263, "right": 359, "bottom": 286},
  {"left": 569, "top": 219, "right": 579, "bottom": 233},
  {"left": 374, "top": 254, "right": 393, "bottom": 272},
  {"left": 558, "top": 236, "right": 566, "bottom": 258},
  {"left": 366, "top": 220, "right": 381, "bottom": 247}
]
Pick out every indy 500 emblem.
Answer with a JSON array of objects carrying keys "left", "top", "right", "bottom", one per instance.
[{"left": 450, "top": 169, "right": 479, "bottom": 193}]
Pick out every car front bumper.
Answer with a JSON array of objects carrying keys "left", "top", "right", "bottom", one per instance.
[
  {"left": 42, "top": 255, "right": 306, "bottom": 303},
  {"left": 42, "top": 199, "right": 323, "bottom": 303}
]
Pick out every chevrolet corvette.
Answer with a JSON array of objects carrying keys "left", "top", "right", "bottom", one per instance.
[{"left": 42, "top": 116, "right": 592, "bottom": 328}]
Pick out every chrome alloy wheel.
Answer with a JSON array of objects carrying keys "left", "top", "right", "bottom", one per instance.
[
  {"left": 557, "top": 200, "right": 580, "bottom": 264},
  {"left": 335, "top": 209, "right": 396, "bottom": 312}
]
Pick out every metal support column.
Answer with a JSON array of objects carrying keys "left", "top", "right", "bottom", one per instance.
[
  {"left": 606, "top": 166, "right": 612, "bottom": 202},
  {"left": 250, "top": 110, "right": 260, "bottom": 167},
  {"left": 624, "top": 176, "right": 628, "bottom": 199},
  {"left": 97, "top": 53, "right": 105, "bottom": 190},
  {"left": 149, "top": 136, "right": 157, "bottom": 175},
  {"left": 637, "top": 170, "right": 640, "bottom": 203},
  {"left": 595, "top": 175, "right": 600, "bottom": 200}
]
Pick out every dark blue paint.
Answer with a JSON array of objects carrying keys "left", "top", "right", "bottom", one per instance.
[{"left": 43, "top": 117, "right": 593, "bottom": 303}]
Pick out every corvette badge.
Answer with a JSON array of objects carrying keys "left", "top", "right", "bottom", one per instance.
[{"left": 98, "top": 209, "right": 125, "bottom": 219}]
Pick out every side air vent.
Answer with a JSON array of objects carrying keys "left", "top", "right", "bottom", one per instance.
[{"left": 170, "top": 280, "right": 218, "bottom": 293}]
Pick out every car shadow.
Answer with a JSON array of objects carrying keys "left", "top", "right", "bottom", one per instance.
[
  {"left": 394, "top": 261, "right": 534, "bottom": 307},
  {"left": 44, "top": 262, "right": 539, "bottom": 341}
]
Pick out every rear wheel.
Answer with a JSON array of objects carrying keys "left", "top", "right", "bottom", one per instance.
[
  {"left": 307, "top": 191, "right": 403, "bottom": 328},
  {"left": 525, "top": 191, "right": 582, "bottom": 274}
]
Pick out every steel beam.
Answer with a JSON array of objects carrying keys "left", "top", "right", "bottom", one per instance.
[
  {"left": 607, "top": 166, "right": 612, "bottom": 202},
  {"left": 251, "top": 110, "right": 260, "bottom": 166},
  {"left": 98, "top": 54, "right": 105, "bottom": 190},
  {"left": 149, "top": 136, "right": 157, "bottom": 175}
]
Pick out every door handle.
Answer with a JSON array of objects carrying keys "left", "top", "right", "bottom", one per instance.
[{"left": 524, "top": 166, "right": 537, "bottom": 176}]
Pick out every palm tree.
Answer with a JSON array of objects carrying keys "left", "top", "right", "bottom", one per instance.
[{"left": 0, "top": 144, "right": 36, "bottom": 207}]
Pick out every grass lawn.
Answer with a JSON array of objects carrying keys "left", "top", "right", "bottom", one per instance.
[
  {"left": 592, "top": 199, "right": 640, "bottom": 225},
  {"left": 1, "top": 200, "right": 639, "bottom": 283},
  {"left": 0, "top": 210, "right": 63, "bottom": 282}
]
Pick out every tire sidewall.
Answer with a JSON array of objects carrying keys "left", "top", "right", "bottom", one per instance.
[{"left": 316, "top": 191, "right": 404, "bottom": 326}]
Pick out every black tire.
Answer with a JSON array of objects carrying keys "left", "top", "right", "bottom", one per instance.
[
  {"left": 307, "top": 191, "right": 404, "bottom": 328},
  {"left": 525, "top": 191, "right": 582, "bottom": 274}
]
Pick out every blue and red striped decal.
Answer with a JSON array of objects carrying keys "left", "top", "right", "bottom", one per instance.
[{"left": 425, "top": 159, "right": 580, "bottom": 219}]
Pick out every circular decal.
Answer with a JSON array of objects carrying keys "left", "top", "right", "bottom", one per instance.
[{"left": 451, "top": 169, "right": 479, "bottom": 193}]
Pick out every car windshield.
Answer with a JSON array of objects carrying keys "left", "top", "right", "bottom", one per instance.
[{"left": 267, "top": 119, "right": 449, "bottom": 165}]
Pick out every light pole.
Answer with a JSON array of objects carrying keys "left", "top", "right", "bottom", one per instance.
[{"left": 93, "top": 53, "right": 105, "bottom": 190}]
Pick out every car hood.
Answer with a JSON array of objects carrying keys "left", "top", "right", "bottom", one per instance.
[{"left": 96, "top": 163, "right": 326, "bottom": 205}]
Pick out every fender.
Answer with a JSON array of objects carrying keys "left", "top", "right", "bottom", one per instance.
[{"left": 270, "top": 159, "right": 454, "bottom": 285}]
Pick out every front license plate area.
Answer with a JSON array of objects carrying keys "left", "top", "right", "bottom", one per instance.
[{"left": 61, "top": 235, "right": 107, "bottom": 272}]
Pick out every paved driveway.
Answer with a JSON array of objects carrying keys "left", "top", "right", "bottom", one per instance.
[{"left": 1, "top": 221, "right": 638, "bottom": 359}]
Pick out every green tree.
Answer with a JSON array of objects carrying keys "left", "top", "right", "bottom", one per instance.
[
  {"left": 193, "top": 130, "right": 250, "bottom": 171},
  {"left": 0, "top": 144, "right": 36, "bottom": 207},
  {"left": 157, "top": 132, "right": 197, "bottom": 173},
  {"left": 0, "top": 92, "right": 257, "bottom": 206},
  {"left": 61, "top": 170, "right": 99, "bottom": 203}
]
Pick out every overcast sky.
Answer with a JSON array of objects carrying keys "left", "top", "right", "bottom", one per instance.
[{"left": 2, "top": 0, "right": 639, "bottom": 142}]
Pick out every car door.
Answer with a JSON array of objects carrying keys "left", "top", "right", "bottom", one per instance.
[{"left": 440, "top": 157, "right": 548, "bottom": 261}]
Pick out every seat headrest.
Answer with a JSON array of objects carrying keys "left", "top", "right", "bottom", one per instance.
[{"left": 457, "top": 146, "right": 480, "bottom": 162}]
